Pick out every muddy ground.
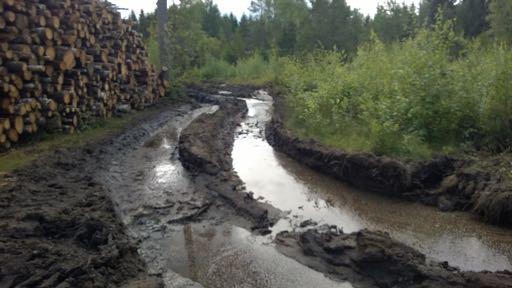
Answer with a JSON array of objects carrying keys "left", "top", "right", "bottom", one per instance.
[
  {"left": 1, "top": 84, "right": 512, "bottom": 288},
  {"left": 276, "top": 227, "right": 512, "bottom": 288},
  {"left": 178, "top": 85, "right": 512, "bottom": 287},
  {"left": 178, "top": 95, "right": 280, "bottom": 233},
  {"left": 266, "top": 92, "right": 512, "bottom": 227},
  {"left": 0, "top": 99, "right": 201, "bottom": 287}
]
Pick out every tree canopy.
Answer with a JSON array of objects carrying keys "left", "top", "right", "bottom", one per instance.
[{"left": 127, "top": 0, "right": 509, "bottom": 77}]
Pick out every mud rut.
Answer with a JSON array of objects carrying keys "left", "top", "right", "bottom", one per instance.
[
  {"left": 101, "top": 95, "right": 349, "bottom": 287},
  {"left": 25, "top": 88, "right": 512, "bottom": 287}
]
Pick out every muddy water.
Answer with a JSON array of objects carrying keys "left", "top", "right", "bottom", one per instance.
[
  {"left": 233, "top": 92, "right": 512, "bottom": 272},
  {"left": 104, "top": 105, "right": 350, "bottom": 288},
  {"left": 163, "top": 223, "right": 350, "bottom": 288}
]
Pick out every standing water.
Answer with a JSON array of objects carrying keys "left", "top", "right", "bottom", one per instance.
[
  {"left": 232, "top": 91, "right": 512, "bottom": 272},
  {"left": 104, "top": 105, "right": 352, "bottom": 288}
]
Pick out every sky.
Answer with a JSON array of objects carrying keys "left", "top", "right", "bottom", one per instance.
[{"left": 110, "top": 0, "right": 421, "bottom": 19}]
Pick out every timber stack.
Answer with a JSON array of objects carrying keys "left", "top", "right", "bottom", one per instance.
[{"left": 0, "top": 0, "right": 169, "bottom": 151}]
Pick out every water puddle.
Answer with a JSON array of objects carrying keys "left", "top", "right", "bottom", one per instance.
[
  {"left": 105, "top": 105, "right": 352, "bottom": 287},
  {"left": 233, "top": 91, "right": 512, "bottom": 272},
  {"left": 158, "top": 223, "right": 350, "bottom": 288}
]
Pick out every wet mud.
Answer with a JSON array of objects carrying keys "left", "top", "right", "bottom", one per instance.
[
  {"left": 180, "top": 87, "right": 512, "bottom": 287},
  {"left": 232, "top": 95, "right": 512, "bottom": 272},
  {"left": 102, "top": 89, "right": 344, "bottom": 287},
  {"left": 178, "top": 96, "right": 281, "bottom": 233},
  {"left": 2, "top": 84, "right": 512, "bottom": 288},
  {"left": 266, "top": 93, "right": 512, "bottom": 226},
  {"left": 0, "top": 99, "right": 194, "bottom": 287},
  {"left": 275, "top": 227, "right": 512, "bottom": 288}
]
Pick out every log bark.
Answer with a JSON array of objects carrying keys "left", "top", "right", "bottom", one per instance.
[{"left": 0, "top": 0, "right": 167, "bottom": 151}]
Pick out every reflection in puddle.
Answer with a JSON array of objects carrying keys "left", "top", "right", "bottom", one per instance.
[
  {"left": 234, "top": 136, "right": 364, "bottom": 234},
  {"left": 161, "top": 138, "right": 172, "bottom": 149},
  {"left": 233, "top": 93, "right": 512, "bottom": 272},
  {"left": 107, "top": 105, "right": 352, "bottom": 287},
  {"left": 154, "top": 163, "right": 177, "bottom": 183},
  {"left": 161, "top": 223, "right": 350, "bottom": 288}
]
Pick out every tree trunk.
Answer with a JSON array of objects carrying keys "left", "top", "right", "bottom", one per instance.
[{"left": 156, "top": 0, "right": 169, "bottom": 72}]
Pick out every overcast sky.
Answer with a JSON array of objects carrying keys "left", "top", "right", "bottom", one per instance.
[{"left": 111, "top": 0, "right": 421, "bottom": 19}]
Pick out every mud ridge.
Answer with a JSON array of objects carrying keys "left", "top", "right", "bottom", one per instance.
[
  {"left": 0, "top": 100, "right": 202, "bottom": 288},
  {"left": 0, "top": 160, "right": 159, "bottom": 287},
  {"left": 266, "top": 94, "right": 512, "bottom": 226},
  {"left": 275, "top": 227, "right": 512, "bottom": 288},
  {"left": 179, "top": 95, "right": 280, "bottom": 233}
]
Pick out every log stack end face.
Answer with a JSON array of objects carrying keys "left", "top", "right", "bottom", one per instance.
[{"left": 0, "top": 0, "right": 170, "bottom": 151}]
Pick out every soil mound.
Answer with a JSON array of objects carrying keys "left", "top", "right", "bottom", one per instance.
[{"left": 276, "top": 227, "right": 512, "bottom": 288}]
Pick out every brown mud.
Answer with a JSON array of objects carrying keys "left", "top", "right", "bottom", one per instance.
[
  {"left": 2, "top": 84, "right": 511, "bottom": 288},
  {"left": 102, "top": 91, "right": 349, "bottom": 287},
  {"left": 178, "top": 94, "right": 281, "bottom": 233},
  {"left": 0, "top": 99, "right": 198, "bottom": 287},
  {"left": 178, "top": 86, "right": 512, "bottom": 287},
  {"left": 266, "top": 93, "right": 512, "bottom": 227},
  {"left": 275, "top": 227, "right": 512, "bottom": 288}
]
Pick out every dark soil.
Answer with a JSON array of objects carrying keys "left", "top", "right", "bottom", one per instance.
[
  {"left": 267, "top": 93, "right": 512, "bottom": 227},
  {"left": 275, "top": 227, "right": 512, "bottom": 288},
  {"left": 178, "top": 94, "right": 280, "bottom": 234},
  {"left": 178, "top": 87, "right": 512, "bottom": 287},
  {"left": 2, "top": 84, "right": 510, "bottom": 288},
  {"left": 0, "top": 100, "right": 200, "bottom": 288},
  {"left": 0, "top": 150, "right": 158, "bottom": 288}
]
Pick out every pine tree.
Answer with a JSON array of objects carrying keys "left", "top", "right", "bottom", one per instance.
[
  {"left": 419, "top": 0, "right": 457, "bottom": 26},
  {"left": 373, "top": 1, "right": 417, "bottom": 43},
  {"left": 488, "top": 0, "right": 512, "bottom": 44},
  {"left": 456, "top": 0, "right": 489, "bottom": 38}
]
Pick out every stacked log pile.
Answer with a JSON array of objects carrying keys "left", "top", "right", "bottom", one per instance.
[{"left": 0, "top": 0, "right": 169, "bottom": 151}]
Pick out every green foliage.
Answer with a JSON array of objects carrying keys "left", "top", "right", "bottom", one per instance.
[
  {"left": 488, "top": 0, "right": 512, "bottom": 45},
  {"left": 188, "top": 57, "right": 236, "bottom": 82},
  {"left": 131, "top": 0, "right": 497, "bottom": 81},
  {"left": 419, "top": 0, "right": 457, "bottom": 26},
  {"left": 278, "top": 23, "right": 512, "bottom": 158},
  {"left": 147, "top": 25, "right": 160, "bottom": 66},
  {"left": 185, "top": 53, "right": 281, "bottom": 86},
  {"left": 128, "top": 0, "right": 511, "bottom": 158},
  {"left": 372, "top": 1, "right": 417, "bottom": 43},
  {"left": 456, "top": 0, "right": 489, "bottom": 38}
]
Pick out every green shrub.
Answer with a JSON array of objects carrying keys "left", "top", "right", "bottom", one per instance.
[
  {"left": 185, "top": 52, "right": 282, "bottom": 86},
  {"left": 200, "top": 58, "right": 236, "bottom": 81},
  {"left": 278, "top": 23, "right": 512, "bottom": 158}
]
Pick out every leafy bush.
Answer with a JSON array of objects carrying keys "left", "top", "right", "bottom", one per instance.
[
  {"left": 185, "top": 53, "right": 282, "bottom": 86},
  {"left": 278, "top": 22, "right": 512, "bottom": 158}
]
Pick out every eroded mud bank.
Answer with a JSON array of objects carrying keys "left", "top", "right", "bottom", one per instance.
[
  {"left": 178, "top": 95, "right": 280, "bottom": 232},
  {"left": 266, "top": 94, "right": 512, "bottom": 227},
  {"left": 178, "top": 86, "right": 512, "bottom": 287},
  {"left": 104, "top": 89, "right": 345, "bottom": 287},
  {"left": 276, "top": 227, "right": 512, "bottom": 288}
]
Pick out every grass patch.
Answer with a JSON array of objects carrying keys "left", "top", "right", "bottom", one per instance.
[{"left": 0, "top": 116, "right": 134, "bottom": 173}]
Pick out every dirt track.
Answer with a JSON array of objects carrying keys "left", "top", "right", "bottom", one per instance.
[
  {"left": 1, "top": 85, "right": 512, "bottom": 288},
  {"left": 177, "top": 85, "right": 512, "bottom": 287},
  {"left": 0, "top": 99, "right": 193, "bottom": 287},
  {"left": 178, "top": 95, "right": 280, "bottom": 233}
]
